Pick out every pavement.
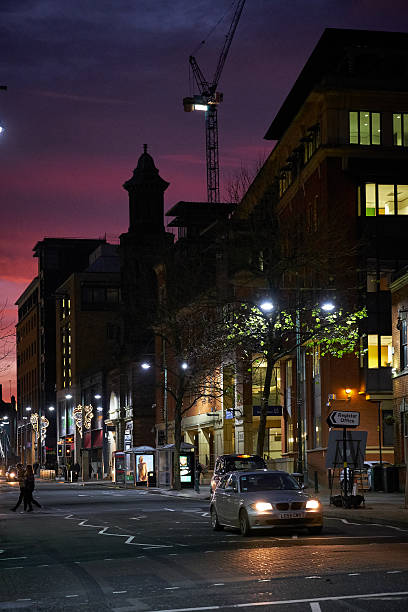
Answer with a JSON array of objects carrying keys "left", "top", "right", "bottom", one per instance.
[{"left": 45, "top": 476, "right": 408, "bottom": 527}]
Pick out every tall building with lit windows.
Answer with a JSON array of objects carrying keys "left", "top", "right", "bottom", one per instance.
[
  {"left": 224, "top": 28, "right": 408, "bottom": 484},
  {"left": 16, "top": 238, "right": 104, "bottom": 466}
]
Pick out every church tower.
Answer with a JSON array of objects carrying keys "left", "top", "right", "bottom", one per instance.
[{"left": 123, "top": 144, "right": 169, "bottom": 235}]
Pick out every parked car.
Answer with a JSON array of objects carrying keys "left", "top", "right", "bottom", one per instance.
[
  {"left": 210, "top": 469, "right": 323, "bottom": 536},
  {"left": 6, "top": 466, "right": 18, "bottom": 482},
  {"left": 210, "top": 454, "right": 267, "bottom": 492}
]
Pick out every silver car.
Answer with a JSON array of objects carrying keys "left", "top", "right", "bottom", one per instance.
[{"left": 210, "top": 470, "right": 323, "bottom": 536}]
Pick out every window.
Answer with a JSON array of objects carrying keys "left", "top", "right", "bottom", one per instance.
[
  {"left": 349, "top": 111, "right": 381, "bottom": 145},
  {"left": 400, "top": 318, "right": 408, "bottom": 370},
  {"left": 82, "top": 286, "right": 120, "bottom": 306},
  {"left": 367, "top": 335, "right": 392, "bottom": 368},
  {"left": 360, "top": 183, "right": 408, "bottom": 216},
  {"left": 367, "top": 269, "right": 392, "bottom": 292},
  {"left": 302, "top": 124, "right": 320, "bottom": 164},
  {"left": 393, "top": 113, "right": 408, "bottom": 146}
]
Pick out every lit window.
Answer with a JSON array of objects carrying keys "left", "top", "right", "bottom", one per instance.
[
  {"left": 361, "top": 183, "right": 408, "bottom": 216},
  {"left": 349, "top": 111, "right": 381, "bottom": 145},
  {"left": 368, "top": 335, "right": 378, "bottom": 368},
  {"left": 393, "top": 113, "right": 408, "bottom": 147},
  {"left": 380, "top": 336, "right": 392, "bottom": 367},
  {"left": 368, "top": 334, "right": 392, "bottom": 368}
]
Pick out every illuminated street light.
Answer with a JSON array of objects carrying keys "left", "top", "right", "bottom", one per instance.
[
  {"left": 260, "top": 300, "right": 274, "bottom": 312},
  {"left": 181, "top": 362, "right": 188, "bottom": 370},
  {"left": 48, "top": 406, "right": 55, "bottom": 412},
  {"left": 141, "top": 362, "right": 151, "bottom": 370},
  {"left": 94, "top": 394, "right": 101, "bottom": 399},
  {"left": 97, "top": 406, "right": 103, "bottom": 412},
  {"left": 65, "top": 394, "right": 72, "bottom": 399},
  {"left": 321, "top": 301, "right": 335, "bottom": 312},
  {"left": 26, "top": 406, "right": 32, "bottom": 412}
]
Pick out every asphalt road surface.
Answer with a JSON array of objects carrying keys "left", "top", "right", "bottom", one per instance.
[{"left": 1, "top": 481, "right": 408, "bottom": 611}]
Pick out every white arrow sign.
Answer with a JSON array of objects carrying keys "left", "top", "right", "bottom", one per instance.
[{"left": 327, "top": 410, "right": 360, "bottom": 428}]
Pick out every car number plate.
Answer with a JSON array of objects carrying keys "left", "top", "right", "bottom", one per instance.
[{"left": 279, "top": 512, "right": 305, "bottom": 519}]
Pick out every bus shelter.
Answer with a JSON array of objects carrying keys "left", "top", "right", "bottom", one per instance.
[
  {"left": 156, "top": 442, "right": 196, "bottom": 489},
  {"left": 113, "top": 446, "right": 156, "bottom": 487}
]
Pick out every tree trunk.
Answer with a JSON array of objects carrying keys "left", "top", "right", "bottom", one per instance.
[
  {"left": 173, "top": 397, "right": 183, "bottom": 490},
  {"left": 256, "top": 357, "right": 274, "bottom": 457}
]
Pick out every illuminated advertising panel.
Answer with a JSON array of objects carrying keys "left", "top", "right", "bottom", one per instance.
[{"left": 135, "top": 454, "right": 154, "bottom": 482}]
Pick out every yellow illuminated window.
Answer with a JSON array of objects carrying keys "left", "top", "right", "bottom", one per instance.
[
  {"left": 368, "top": 335, "right": 378, "bottom": 368},
  {"left": 380, "top": 336, "right": 392, "bottom": 367}
]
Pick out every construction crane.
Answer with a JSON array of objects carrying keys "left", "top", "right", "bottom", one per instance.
[{"left": 183, "top": 0, "right": 246, "bottom": 203}]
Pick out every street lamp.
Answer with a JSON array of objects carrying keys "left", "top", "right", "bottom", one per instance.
[
  {"left": 260, "top": 300, "right": 274, "bottom": 313},
  {"left": 181, "top": 362, "right": 188, "bottom": 370},
  {"left": 94, "top": 394, "right": 101, "bottom": 399},
  {"left": 321, "top": 301, "right": 335, "bottom": 312},
  {"left": 65, "top": 394, "right": 72, "bottom": 399},
  {"left": 141, "top": 362, "right": 151, "bottom": 370}
]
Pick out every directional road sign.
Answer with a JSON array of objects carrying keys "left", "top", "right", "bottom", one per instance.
[{"left": 327, "top": 410, "right": 360, "bottom": 428}]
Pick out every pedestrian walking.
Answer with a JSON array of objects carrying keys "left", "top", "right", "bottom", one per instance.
[
  {"left": 73, "top": 462, "right": 81, "bottom": 481},
  {"left": 23, "top": 464, "right": 41, "bottom": 512},
  {"left": 10, "top": 464, "right": 26, "bottom": 512},
  {"left": 194, "top": 460, "right": 202, "bottom": 493}
]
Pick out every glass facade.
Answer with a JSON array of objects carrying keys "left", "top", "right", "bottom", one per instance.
[
  {"left": 361, "top": 183, "right": 408, "bottom": 216},
  {"left": 349, "top": 111, "right": 381, "bottom": 145},
  {"left": 393, "top": 113, "right": 408, "bottom": 146}
]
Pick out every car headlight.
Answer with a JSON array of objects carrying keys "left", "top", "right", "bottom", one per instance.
[
  {"left": 306, "top": 499, "right": 320, "bottom": 510},
  {"left": 9, "top": 472, "right": 16, "bottom": 478},
  {"left": 252, "top": 502, "right": 273, "bottom": 513}
]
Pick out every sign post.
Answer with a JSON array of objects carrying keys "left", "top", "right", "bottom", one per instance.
[{"left": 326, "top": 410, "right": 361, "bottom": 507}]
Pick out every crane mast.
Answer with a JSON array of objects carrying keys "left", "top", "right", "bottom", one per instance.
[{"left": 183, "top": 0, "right": 246, "bottom": 203}]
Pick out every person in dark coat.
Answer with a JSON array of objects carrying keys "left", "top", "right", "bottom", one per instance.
[
  {"left": 73, "top": 462, "right": 81, "bottom": 481},
  {"left": 23, "top": 465, "right": 41, "bottom": 512},
  {"left": 10, "top": 464, "right": 26, "bottom": 512}
]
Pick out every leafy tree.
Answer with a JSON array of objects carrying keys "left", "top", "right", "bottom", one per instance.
[{"left": 223, "top": 298, "right": 367, "bottom": 457}]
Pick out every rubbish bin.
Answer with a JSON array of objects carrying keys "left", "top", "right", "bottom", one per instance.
[
  {"left": 372, "top": 464, "right": 384, "bottom": 491},
  {"left": 383, "top": 466, "right": 399, "bottom": 493}
]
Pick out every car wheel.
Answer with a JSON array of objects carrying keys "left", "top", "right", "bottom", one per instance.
[
  {"left": 210, "top": 507, "right": 223, "bottom": 531},
  {"left": 307, "top": 526, "right": 323, "bottom": 535},
  {"left": 239, "top": 509, "right": 251, "bottom": 536}
]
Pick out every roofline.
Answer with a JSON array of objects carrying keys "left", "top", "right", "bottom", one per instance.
[{"left": 264, "top": 28, "right": 408, "bottom": 141}]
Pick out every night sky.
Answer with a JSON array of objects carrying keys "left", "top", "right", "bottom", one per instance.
[{"left": 1, "top": 0, "right": 407, "bottom": 398}]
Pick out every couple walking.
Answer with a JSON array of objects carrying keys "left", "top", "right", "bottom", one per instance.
[{"left": 11, "top": 464, "right": 41, "bottom": 512}]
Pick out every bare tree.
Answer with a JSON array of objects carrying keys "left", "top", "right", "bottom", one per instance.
[{"left": 0, "top": 302, "right": 14, "bottom": 375}]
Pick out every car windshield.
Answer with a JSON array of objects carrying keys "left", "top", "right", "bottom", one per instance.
[
  {"left": 225, "top": 457, "right": 266, "bottom": 471},
  {"left": 240, "top": 473, "right": 300, "bottom": 492}
]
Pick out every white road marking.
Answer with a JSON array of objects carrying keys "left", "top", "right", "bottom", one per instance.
[
  {"left": 17, "top": 599, "right": 31, "bottom": 601},
  {"left": 387, "top": 570, "right": 403, "bottom": 573},
  {"left": 165, "top": 587, "right": 180, "bottom": 590},
  {"left": 66, "top": 594, "right": 79, "bottom": 598},
  {"left": 258, "top": 579, "right": 271, "bottom": 582},
  {"left": 0, "top": 557, "right": 27, "bottom": 561},
  {"left": 164, "top": 508, "right": 175, "bottom": 512},
  {"left": 310, "top": 603, "right": 321, "bottom": 612},
  {"left": 4, "top": 566, "right": 23, "bottom": 570},
  {"left": 348, "top": 573, "right": 360, "bottom": 576},
  {"left": 328, "top": 517, "right": 408, "bottom": 532},
  {"left": 113, "top": 591, "right": 128, "bottom": 594},
  {"left": 213, "top": 584, "right": 224, "bottom": 586},
  {"left": 305, "top": 576, "right": 321, "bottom": 579},
  {"left": 148, "top": 590, "right": 408, "bottom": 611},
  {"left": 38, "top": 564, "right": 49, "bottom": 567}
]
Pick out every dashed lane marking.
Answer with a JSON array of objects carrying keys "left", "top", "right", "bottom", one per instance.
[{"left": 0, "top": 557, "right": 27, "bottom": 561}]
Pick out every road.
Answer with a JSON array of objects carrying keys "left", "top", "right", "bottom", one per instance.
[{"left": 0, "top": 481, "right": 408, "bottom": 611}]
